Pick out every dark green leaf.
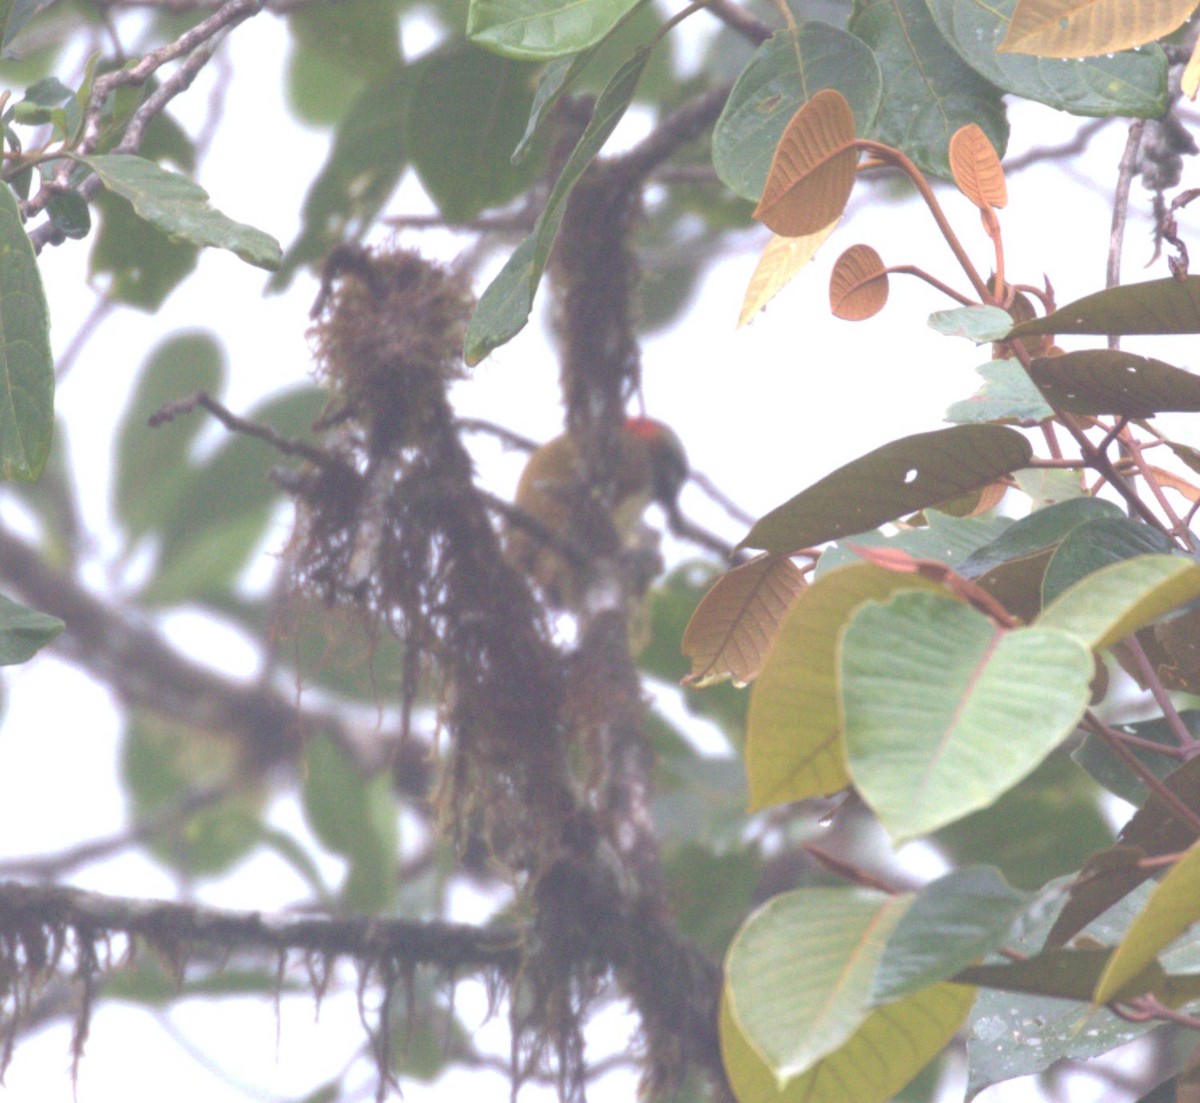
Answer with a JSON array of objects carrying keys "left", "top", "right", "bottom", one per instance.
[
  {"left": 114, "top": 331, "right": 226, "bottom": 540},
  {"left": 926, "top": 0, "right": 1167, "bottom": 118},
  {"left": 46, "top": 191, "right": 88, "bottom": 238},
  {"left": 1042, "top": 516, "right": 1177, "bottom": 605},
  {"left": 1029, "top": 349, "right": 1200, "bottom": 416},
  {"left": 711, "top": 22, "right": 882, "bottom": 201},
  {"left": 273, "top": 64, "right": 411, "bottom": 287},
  {"left": 405, "top": 42, "right": 545, "bottom": 221},
  {"left": 665, "top": 843, "right": 761, "bottom": 957},
  {"left": 1, "top": 0, "right": 58, "bottom": 57},
  {"left": 741, "top": 425, "right": 1032, "bottom": 555},
  {"left": 0, "top": 180, "right": 52, "bottom": 480},
  {"left": 945, "top": 358, "right": 1055, "bottom": 424},
  {"left": 464, "top": 45, "right": 650, "bottom": 362},
  {"left": 958, "top": 497, "right": 1123, "bottom": 579},
  {"left": 874, "top": 866, "right": 1031, "bottom": 1002},
  {"left": 468, "top": 0, "right": 638, "bottom": 58},
  {"left": 816, "top": 509, "right": 1011, "bottom": 577},
  {"left": 80, "top": 154, "right": 281, "bottom": 270},
  {"left": 848, "top": 0, "right": 1007, "bottom": 178},
  {"left": 1072, "top": 714, "right": 1194, "bottom": 806},
  {"left": 1009, "top": 277, "right": 1200, "bottom": 338},
  {"left": 0, "top": 591, "right": 61, "bottom": 663},
  {"left": 958, "top": 946, "right": 1117, "bottom": 1001}
]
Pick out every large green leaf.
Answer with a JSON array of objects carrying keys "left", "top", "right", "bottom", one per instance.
[
  {"left": 711, "top": 22, "right": 882, "bottom": 202},
  {"left": 746, "top": 563, "right": 944, "bottom": 809},
  {"left": 405, "top": 42, "right": 544, "bottom": 221},
  {"left": 1041, "top": 516, "right": 1176, "bottom": 605},
  {"left": 1008, "top": 276, "right": 1200, "bottom": 338},
  {"left": 725, "top": 887, "right": 913, "bottom": 1083},
  {"left": 0, "top": 591, "right": 62, "bottom": 663},
  {"left": 1029, "top": 349, "right": 1200, "bottom": 416},
  {"left": 273, "top": 64, "right": 411, "bottom": 287},
  {"left": 740, "top": 425, "right": 1032, "bottom": 555},
  {"left": 1072, "top": 712, "right": 1197, "bottom": 806},
  {"left": 721, "top": 982, "right": 974, "bottom": 1103},
  {"left": 464, "top": 45, "right": 650, "bottom": 362},
  {"left": 848, "top": 0, "right": 1007, "bottom": 177},
  {"left": 1095, "top": 840, "right": 1200, "bottom": 1005},
  {"left": 0, "top": 180, "right": 52, "bottom": 481},
  {"left": 114, "top": 331, "right": 226, "bottom": 541},
  {"left": 873, "top": 867, "right": 1031, "bottom": 1003},
  {"left": 80, "top": 154, "right": 281, "bottom": 270},
  {"left": 1037, "top": 554, "right": 1200, "bottom": 652},
  {"left": 926, "top": 0, "right": 1167, "bottom": 117},
  {"left": 842, "top": 591, "right": 1093, "bottom": 841},
  {"left": 945, "top": 358, "right": 1055, "bottom": 425},
  {"left": 468, "top": 0, "right": 637, "bottom": 58}
]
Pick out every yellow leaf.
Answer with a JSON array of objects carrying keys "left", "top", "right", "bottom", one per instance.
[
  {"left": 1185, "top": 34, "right": 1200, "bottom": 99},
  {"left": 745, "top": 563, "right": 944, "bottom": 809},
  {"left": 682, "top": 555, "right": 807, "bottom": 688},
  {"left": 753, "top": 89, "right": 858, "bottom": 238},
  {"left": 739, "top": 222, "right": 838, "bottom": 327},
  {"left": 948, "top": 124, "right": 1007, "bottom": 211},
  {"left": 720, "top": 984, "right": 975, "bottom": 1103},
  {"left": 829, "top": 244, "right": 889, "bottom": 321},
  {"left": 1000, "top": 0, "right": 1199, "bottom": 58}
]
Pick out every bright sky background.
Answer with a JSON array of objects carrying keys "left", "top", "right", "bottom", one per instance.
[{"left": 0, "top": 8, "right": 1195, "bottom": 1102}]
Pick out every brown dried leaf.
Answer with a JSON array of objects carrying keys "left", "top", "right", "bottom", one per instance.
[
  {"left": 752, "top": 88, "right": 858, "bottom": 238},
  {"left": 738, "top": 222, "right": 839, "bottom": 328},
  {"left": 682, "top": 555, "right": 807, "bottom": 688},
  {"left": 1000, "top": 0, "right": 1198, "bottom": 59},
  {"left": 948, "top": 124, "right": 1007, "bottom": 210},
  {"left": 829, "top": 243, "right": 889, "bottom": 321}
]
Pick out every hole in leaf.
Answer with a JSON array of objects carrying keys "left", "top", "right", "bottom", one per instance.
[{"left": 903, "top": 469, "right": 918, "bottom": 484}]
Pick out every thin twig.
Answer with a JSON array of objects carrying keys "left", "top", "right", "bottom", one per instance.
[{"left": 1107, "top": 120, "right": 1146, "bottom": 351}]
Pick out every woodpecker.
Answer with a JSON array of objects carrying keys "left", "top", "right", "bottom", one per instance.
[{"left": 505, "top": 417, "right": 689, "bottom": 605}]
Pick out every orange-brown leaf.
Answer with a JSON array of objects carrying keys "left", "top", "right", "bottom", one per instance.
[
  {"left": 753, "top": 88, "right": 858, "bottom": 238},
  {"left": 1000, "top": 0, "right": 1198, "bottom": 58},
  {"left": 738, "top": 221, "right": 839, "bottom": 327},
  {"left": 682, "top": 555, "right": 807, "bottom": 688},
  {"left": 949, "top": 124, "right": 1007, "bottom": 210},
  {"left": 1185, "top": 34, "right": 1200, "bottom": 100},
  {"left": 829, "top": 244, "right": 889, "bottom": 321}
]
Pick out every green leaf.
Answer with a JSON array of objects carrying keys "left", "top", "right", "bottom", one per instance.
[
  {"left": 928, "top": 305, "right": 1013, "bottom": 342},
  {"left": 926, "top": 0, "right": 1167, "bottom": 118},
  {"left": 740, "top": 425, "right": 1032, "bottom": 555},
  {"left": 842, "top": 591, "right": 1092, "bottom": 841},
  {"left": 114, "top": 331, "right": 226, "bottom": 540},
  {"left": 721, "top": 982, "right": 974, "bottom": 1103},
  {"left": 0, "top": 0, "right": 57, "bottom": 57},
  {"left": 0, "top": 181, "right": 52, "bottom": 481},
  {"left": 945, "top": 358, "right": 1055, "bottom": 424},
  {"left": 90, "top": 187, "right": 198, "bottom": 311},
  {"left": 464, "top": 45, "right": 650, "bottom": 363},
  {"left": 468, "top": 0, "right": 637, "bottom": 58},
  {"left": 273, "top": 64, "right": 411, "bottom": 287},
  {"left": 1095, "top": 840, "right": 1200, "bottom": 1005},
  {"left": 1008, "top": 276, "right": 1200, "bottom": 338},
  {"left": 957, "top": 946, "right": 1119, "bottom": 1001},
  {"left": 0, "top": 591, "right": 61, "bottom": 663},
  {"left": 406, "top": 43, "right": 545, "bottom": 221},
  {"left": 873, "top": 867, "right": 1031, "bottom": 1003},
  {"left": 935, "top": 751, "right": 1115, "bottom": 890},
  {"left": 1014, "top": 465, "right": 1087, "bottom": 508},
  {"left": 665, "top": 843, "right": 761, "bottom": 957},
  {"left": 1072, "top": 713, "right": 1196, "bottom": 806},
  {"left": 711, "top": 23, "right": 882, "bottom": 202},
  {"left": 848, "top": 0, "right": 1007, "bottom": 178},
  {"left": 725, "top": 887, "right": 913, "bottom": 1083},
  {"left": 1041, "top": 516, "right": 1177, "bottom": 606},
  {"left": 46, "top": 191, "right": 88, "bottom": 239},
  {"left": 1037, "top": 554, "right": 1200, "bottom": 652},
  {"left": 958, "top": 496, "right": 1122, "bottom": 579},
  {"left": 302, "top": 735, "right": 398, "bottom": 912},
  {"left": 1028, "top": 349, "right": 1200, "bottom": 416},
  {"left": 965, "top": 879, "right": 1178, "bottom": 1098},
  {"left": 747, "top": 563, "right": 945, "bottom": 809},
  {"left": 815, "top": 509, "right": 1011, "bottom": 578},
  {"left": 79, "top": 153, "right": 281, "bottom": 270}
]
